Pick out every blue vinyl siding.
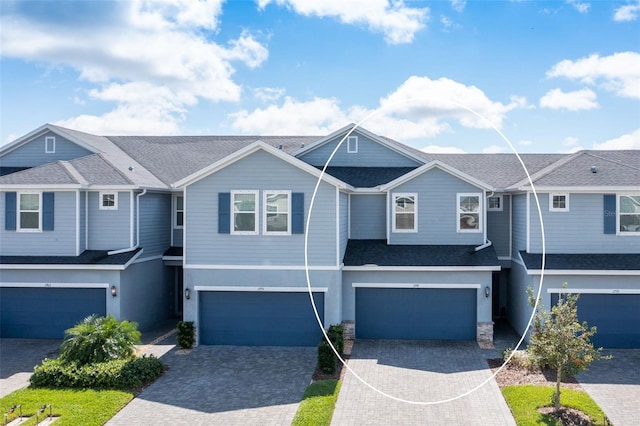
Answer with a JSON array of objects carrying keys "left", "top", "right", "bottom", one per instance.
[
  {"left": 185, "top": 149, "right": 337, "bottom": 266},
  {"left": 511, "top": 194, "right": 527, "bottom": 258},
  {"left": 0, "top": 131, "right": 92, "bottom": 168},
  {"left": 78, "top": 191, "right": 86, "bottom": 253},
  {"left": 199, "top": 291, "right": 324, "bottom": 346},
  {"left": 0, "top": 287, "right": 106, "bottom": 338},
  {"left": 355, "top": 287, "right": 476, "bottom": 340},
  {"left": 138, "top": 193, "right": 171, "bottom": 257},
  {"left": 339, "top": 191, "right": 348, "bottom": 262},
  {"left": 529, "top": 193, "right": 640, "bottom": 254},
  {"left": 389, "top": 167, "right": 485, "bottom": 245},
  {"left": 298, "top": 132, "right": 421, "bottom": 167},
  {"left": 119, "top": 259, "right": 172, "bottom": 330},
  {"left": 172, "top": 228, "right": 183, "bottom": 247},
  {"left": 0, "top": 191, "right": 77, "bottom": 256},
  {"left": 350, "top": 194, "right": 386, "bottom": 240},
  {"left": 487, "top": 194, "right": 510, "bottom": 258},
  {"left": 87, "top": 191, "right": 131, "bottom": 250}
]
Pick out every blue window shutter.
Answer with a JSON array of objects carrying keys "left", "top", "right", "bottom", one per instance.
[
  {"left": 292, "top": 192, "right": 304, "bottom": 234},
  {"left": 603, "top": 194, "right": 616, "bottom": 234},
  {"left": 218, "top": 192, "right": 230, "bottom": 234},
  {"left": 43, "top": 192, "right": 55, "bottom": 231},
  {"left": 5, "top": 192, "right": 16, "bottom": 230}
]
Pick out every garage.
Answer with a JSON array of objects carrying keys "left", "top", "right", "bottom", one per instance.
[
  {"left": 551, "top": 292, "right": 640, "bottom": 349},
  {"left": 355, "top": 286, "right": 477, "bottom": 340},
  {"left": 0, "top": 287, "right": 107, "bottom": 339},
  {"left": 199, "top": 290, "right": 325, "bottom": 346}
]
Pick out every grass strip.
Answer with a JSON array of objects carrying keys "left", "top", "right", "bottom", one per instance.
[{"left": 292, "top": 380, "right": 341, "bottom": 426}]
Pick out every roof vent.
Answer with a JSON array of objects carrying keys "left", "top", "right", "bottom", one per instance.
[
  {"left": 590, "top": 166, "right": 597, "bottom": 173},
  {"left": 301, "top": 143, "right": 305, "bottom": 148},
  {"left": 278, "top": 144, "right": 283, "bottom": 150},
  {"left": 128, "top": 166, "right": 134, "bottom": 172}
]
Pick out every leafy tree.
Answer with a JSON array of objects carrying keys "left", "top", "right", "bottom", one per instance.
[
  {"left": 526, "top": 285, "right": 609, "bottom": 413},
  {"left": 60, "top": 314, "right": 141, "bottom": 365}
]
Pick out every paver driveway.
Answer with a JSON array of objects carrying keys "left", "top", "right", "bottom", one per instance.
[
  {"left": 331, "top": 340, "right": 516, "bottom": 426},
  {"left": 107, "top": 340, "right": 317, "bottom": 426},
  {"left": 0, "top": 339, "right": 60, "bottom": 397},
  {"left": 577, "top": 349, "right": 640, "bottom": 426}
]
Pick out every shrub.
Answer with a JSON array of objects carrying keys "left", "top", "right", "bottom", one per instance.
[
  {"left": 30, "top": 355, "right": 163, "bottom": 390},
  {"left": 327, "top": 324, "right": 344, "bottom": 355},
  {"left": 317, "top": 340, "right": 336, "bottom": 374},
  {"left": 60, "top": 314, "right": 141, "bottom": 365},
  {"left": 177, "top": 321, "right": 195, "bottom": 349},
  {"left": 503, "top": 347, "right": 537, "bottom": 371}
]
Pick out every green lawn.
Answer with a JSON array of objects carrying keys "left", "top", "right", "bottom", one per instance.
[
  {"left": 292, "top": 380, "right": 341, "bottom": 426},
  {"left": 0, "top": 388, "right": 133, "bottom": 426},
  {"left": 502, "top": 385, "right": 609, "bottom": 426}
]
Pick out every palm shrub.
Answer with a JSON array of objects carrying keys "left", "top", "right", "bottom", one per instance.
[{"left": 60, "top": 314, "right": 141, "bottom": 365}]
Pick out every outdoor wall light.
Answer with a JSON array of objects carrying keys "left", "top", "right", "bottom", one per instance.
[
  {"left": 185, "top": 288, "right": 191, "bottom": 300},
  {"left": 110, "top": 285, "right": 117, "bottom": 297},
  {"left": 484, "top": 286, "right": 490, "bottom": 298}
]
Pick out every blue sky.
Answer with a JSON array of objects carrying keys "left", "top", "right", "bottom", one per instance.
[{"left": 1, "top": 0, "right": 639, "bottom": 153}]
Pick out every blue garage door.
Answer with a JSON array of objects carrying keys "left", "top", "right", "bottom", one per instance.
[
  {"left": 551, "top": 293, "right": 640, "bottom": 348},
  {"left": 0, "top": 287, "right": 107, "bottom": 339},
  {"left": 199, "top": 291, "right": 324, "bottom": 346},
  {"left": 356, "top": 287, "right": 477, "bottom": 340}
]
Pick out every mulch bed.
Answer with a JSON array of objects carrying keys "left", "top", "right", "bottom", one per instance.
[{"left": 312, "top": 339, "right": 353, "bottom": 382}]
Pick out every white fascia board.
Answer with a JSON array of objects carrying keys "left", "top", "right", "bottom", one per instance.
[
  {"left": 173, "top": 141, "right": 352, "bottom": 190},
  {"left": 351, "top": 187, "right": 384, "bottom": 194},
  {"left": 527, "top": 269, "right": 640, "bottom": 276},
  {"left": 0, "top": 282, "right": 110, "bottom": 288},
  {"left": 352, "top": 283, "right": 481, "bottom": 289},
  {"left": 194, "top": 285, "right": 329, "bottom": 292},
  {"left": 379, "top": 160, "right": 493, "bottom": 192},
  {"left": 515, "top": 186, "right": 640, "bottom": 192},
  {"left": 0, "top": 124, "right": 98, "bottom": 157},
  {"left": 547, "top": 288, "right": 640, "bottom": 294},
  {"left": 0, "top": 264, "right": 127, "bottom": 271},
  {"left": 0, "top": 184, "right": 83, "bottom": 190},
  {"left": 184, "top": 264, "right": 341, "bottom": 271},
  {"left": 342, "top": 265, "right": 500, "bottom": 271}
]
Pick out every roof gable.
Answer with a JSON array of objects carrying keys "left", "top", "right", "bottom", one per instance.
[
  {"left": 0, "top": 124, "right": 100, "bottom": 157},
  {"left": 380, "top": 160, "right": 492, "bottom": 191}
]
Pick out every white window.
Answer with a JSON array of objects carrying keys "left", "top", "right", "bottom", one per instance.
[
  {"left": 619, "top": 194, "right": 640, "bottom": 233},
  {"left": 232, "top": 190, "right": 258, "bottom": 234},
  {"left": 45, "top": 136, "right": 55, "bottom": 153},
  {"left": 393, "top": 193, "right": 417, "bottom": 232},
  {"left": 175, "top": 195, "right": 184, "bottom": 228},
  {"left": 487, "top": 195, "right": 502, "bottom": 211},
  {"left": 457, "top": 193, "right": 482, "bottom": 232},
  {"left": 264, "top": 191, "right": 290, "bottom": 235},
  {"left": 549, "top": 193, "right": 569, "bottom": 212},
  {"left": 347, "top": 136, "right": 358, "bottom": 153},
  {"left": 18, "top": 192, "right": 41, "bottom": 231},
  {"left": 99, "top": 192, "right": 118, "bottom": 210}
]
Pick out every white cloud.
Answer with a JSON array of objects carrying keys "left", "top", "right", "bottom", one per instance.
[
  {"left": 421, "top": 145, "right": 466, "bottom": 154},
  {"left": 0, "top": 0, "right": 268, "bottom": 135},
  {"left": 253, "top": 87, "right": 286, "bottom": 103},
  {"left": 258, "top": 0, "right": 428, "bottom": 44},
  {"left": 451, "top": 0, "right": 466, "bottom": 12},
  {"left": 482, "top": 145, "right": 506, "bottom": 154},
  {"left": 546, "top": 52, "right": 640, "bottom": 99},
  {"left": 613, "top": 2, "right": 640, "bottom": 21},
  {"left": 441, "top": 15, "right": 453, "bottom": 28},
  {"left": 519, "top": 140, "right": 533, "bottom": 146},
  {"left": 593, "top": 128, "right": 640, "bottom": 149},
  {"left": 539, "top": 88, "right": 598, "bottom": 111},
  {"left": 562, "top": 136, "right": 580, "bottom": 147},
  {"left": 566, "top": 0, "right": 590, "bottom": 13}
]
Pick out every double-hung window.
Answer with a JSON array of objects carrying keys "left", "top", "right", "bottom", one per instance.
[
  {"left": 549, "top": 193, "right": 569, "bottom": 212},
  {"left": 264, "top": 191, "right": 290, "bottom": 234},
  {"left": 175, "top": 195, "right": 184, "bottom": 228},
  {"left": 457, "top": 193, "right": 482, "bottom": 232},
  {"left": 100, "top": 192, "right": 118, "bottom": 210},
  {"left": 393, "top": 193, "right": 417, "bottom": 232},
  {"left": 18, "top": 192, "right": 41, "bottom": 231},
  {"left": 619, "top": 194, "right": 640, "bottom": 233},
  {"left": 232, "top": 191, "right": 258, "bottom": 234}
]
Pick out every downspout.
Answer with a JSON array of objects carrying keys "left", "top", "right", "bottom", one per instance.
[
  {"left": 108, "top": 189, "right": 147, "bottom": 255},
  {"left": 475, "top": 190, "right": 493, "bottom": 252}
]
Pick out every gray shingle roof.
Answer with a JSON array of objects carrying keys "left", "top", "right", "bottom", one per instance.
[
  {"left": 520, "top": 251, "right": 640, "bottom": 271},
  {"left": 321, "top": 167, "right": 418, "bottom": 187},
  {"left": 0, "top": 161, "right": 78, "bottom": 185},
  {"left": 68, "top": 154, "right": 133, "bottom": 185},
  {"left": 344, "top": 239, "right": 500, "bottom": 267},
  {"left": 0, "top": 248, "right": 141, "bottom": 266}
]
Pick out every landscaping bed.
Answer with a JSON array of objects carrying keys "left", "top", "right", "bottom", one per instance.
[{"left": 312, "top": 339, "right": 353, "bottom": 382}]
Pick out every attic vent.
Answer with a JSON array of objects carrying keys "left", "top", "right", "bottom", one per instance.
[
  {"left": 128, "top": 166, "right": 134, "bottom": 172},
  {"left": 278, "top": 144, "right": 283, "bottom": 150},
  {"left": 590, "top": 166, "right": 597, "bottom": 173}
]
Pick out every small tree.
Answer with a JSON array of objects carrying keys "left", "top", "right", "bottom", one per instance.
[
  {"left": 527, "top": 285, "right": 609, "bottom": 413},
  {"left": 60, "top": 314, "right": 141, "bottom": 365}
]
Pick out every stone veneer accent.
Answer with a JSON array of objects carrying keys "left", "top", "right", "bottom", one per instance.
[
  {"left": 477, "top": 321, "right": 494, "bottom": 348},
  {"left": 341, "top": 320, "right": 355, "bottom": 340}
]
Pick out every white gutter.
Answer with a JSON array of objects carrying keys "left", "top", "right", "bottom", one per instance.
[
  {"left": 474, "top": 239, "right": 492, "bottom": 252},
  {"left": 108, "top": 189, "right": 147, "bottom": 255}
]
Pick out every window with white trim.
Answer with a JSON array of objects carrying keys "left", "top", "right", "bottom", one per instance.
[
  {"left": 232, "top": 190, "right": 258, "bottom": 234},
  {"left": 18, "top": 192, "right": 41, "bottom": 231},
  {"left": 45, "top": 136, "right": 55, "bottom": 153},
  {"left": 99, "top": 192, "right": 118, "bottom": 210},
  {"left": 264, "top": 191, "right": 290, "bottom": 234},
  {"left": 487, "top": 195, "right": 502, "bottom": 211},
  {"left": 393, "top": 193, "right": 417, "bottom": 232},
  {"left": 619, "top": 194, "right": 640, "bottom": 233},
  {"left": 347, "top": 136, "right": 358, "bottom": 153},
  {"left": 175, "top": 195, "right": 184, "bottom": 228},
  {"left": 549, "top": 193, "right": 569, "bottom": 212},
  {"left": 457, "top": 193, "right": 482, "bottom": 232}
]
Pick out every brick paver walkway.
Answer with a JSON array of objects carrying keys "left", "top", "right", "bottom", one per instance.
[{"left": 0, "top": 339, "right": 60, "bottom": 397}]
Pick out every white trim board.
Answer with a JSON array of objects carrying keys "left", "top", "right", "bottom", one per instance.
[
  {"left": 185, "top": 264, "right": 341, "bottom": 271},
  {"left": 352, "top": 283, "right": 481, "bottom": 289},
  {"left": 343, "top": 266, "right": 500, "bottom": 272},
  {"left": 548, "top": 288, "right": 640, "bottom": 294},
  {"left": 527, "top": 269, "right": 639, "bottom": 276},
  {"left": 194, "top": 286, "right": 328, "bottom": 293},
  {"left": 0, "top": 282, "right": 110, "bottom": 288}
]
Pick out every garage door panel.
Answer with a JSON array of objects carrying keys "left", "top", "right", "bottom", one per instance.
[
  {"left": 356, "top": 288, "right": 476, "bottom": 340},
  {"left": 551, "top": 293, "right": 640, "bottom": 349},
  {"left": 0, "top": 287, "right": 107, "bottom": 339},
  {"left": 199, "top": 291, "right": 324, "bottom": 346}
]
